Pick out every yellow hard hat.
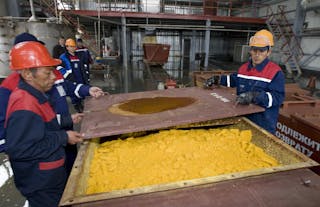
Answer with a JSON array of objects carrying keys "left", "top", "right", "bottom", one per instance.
[
  {"left": 65, "top": 38, "right": 76, "bottom": 47},
  {"left": 249, "top": 29, "right": 274, "bottom": 47}
]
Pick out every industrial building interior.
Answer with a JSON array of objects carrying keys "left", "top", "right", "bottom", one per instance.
[
  {"left": 1, "top": 0, "right": 320, "bottom": 93},
  {"left": 1, "top": 0, "right": 320, "bottom": 206}
]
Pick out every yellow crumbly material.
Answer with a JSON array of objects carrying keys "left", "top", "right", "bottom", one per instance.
[{"left": 86, "top": 128, "right": 279, "bottom": 194}]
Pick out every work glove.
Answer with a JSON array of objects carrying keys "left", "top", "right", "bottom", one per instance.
[
  {"left": 236, "top": 91, "right": 259, "bottom": 105},
  {"left": 204, "top": 75, "right": 220, "bottom": 88}
]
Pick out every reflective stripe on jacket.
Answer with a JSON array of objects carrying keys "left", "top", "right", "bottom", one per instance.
[
  {"left": 221, "top": 58, "right": 285, "bottom": 133},
  {"left": 5, "top": 79, "right": 68, "bottom": 195}
]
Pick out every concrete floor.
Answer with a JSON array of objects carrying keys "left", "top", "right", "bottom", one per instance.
[{"left": 0, "top": 153, "right": 27, "bottom": 207}]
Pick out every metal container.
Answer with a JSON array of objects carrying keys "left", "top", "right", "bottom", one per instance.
[
  {"left": 143, "top": 43, "right": 170, "bottom": 64},
  {"left": 275, "top": 92, "right": 320, "bottom": 174},
  {"left": 61, "top": 87, "right": 317, "bottom": 206},
  {"left": 60, "top": 117, "right": 318, "bottom": 206}
]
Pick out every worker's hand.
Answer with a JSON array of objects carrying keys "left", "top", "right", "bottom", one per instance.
[
  {"left": 236, "top": 91, "right": 259, "bottom": 105},
  {"left": 66, "top": 130, "right": 83, "bottom": 145},
  {"left": 204, "top": 75, "right": 220, "bottom": 88},
  {"left": 89, "top": 86, "right": 105, "bottom": 98},
  {"left": 71, "top": 113, "right": 84, "bottom": 124}
]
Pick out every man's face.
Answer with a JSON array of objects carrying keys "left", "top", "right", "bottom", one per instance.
[
  {"left": 77, "top": 41, "right": 83, "bottom": 48},
  {"left": 250, "top": 48, "right": 270, "bottom": 66},
  {"left": 29, "top": 67, "right": 56, "bottom": 92},
  {"left": 67, "top": 45, "right": 76, "bottom": 54},
  {"left": 59, "top": 38, "right": 65, "bottom": 46}
]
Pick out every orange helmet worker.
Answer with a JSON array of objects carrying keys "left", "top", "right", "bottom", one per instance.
[
  {"left": 10, "top": 41, "right": 61, "bottom": 70},
  {"left": 65, "top": 38, "right": 77, "bottom": 57},
  {"left": 65, "top": 38, "right": 76, "bottom": 47},
  {"left": 6, "top": 40, "right": 83, "bottom": 207},
  {"left": 10, "top": 41, "right": 62, "bottom": 92}
]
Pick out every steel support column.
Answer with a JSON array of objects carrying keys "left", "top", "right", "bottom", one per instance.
[
  {"left": 121, "top": 16, "right": 128, "bottom": 93},
  {"left": 293, "top": 0, "right": 306, "bottom": 41},
  {"left": 190, "top": 30, "right": 196, "bottom": 72},
  {"left": 204, "top": 19, "right": 211, "bottom": 69}
]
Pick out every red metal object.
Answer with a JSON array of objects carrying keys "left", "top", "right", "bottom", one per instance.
[
  {"left": 72, "top": 169, "right": 320, "bottom": 207},
  {"left": 165, "top": 79, "right": 177, "bottom": 89},
  {"left": 143, "top": 43, "right": 170, "bottom": 64},
  {"left": 276, "top": 94, "right": 320, "bottom": 174},
  {"left": 80, "top": 87, "right": 264, "bottom": 139},
  {"left": 284, "top": 83, "right": 311, "bottom": 101}
]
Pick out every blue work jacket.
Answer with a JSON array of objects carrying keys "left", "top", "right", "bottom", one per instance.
[
  {"left": 5, "top": 79, "right": 68, "bottom": 195},
  {"left": 58, "top": 51, "right": 90, "bottom": 85},
  {"left": 220, "top": 58, "right": 285, "bottom": 133},
  {"left": 0, "top": 71, "right": 90, "bottom": 152}
]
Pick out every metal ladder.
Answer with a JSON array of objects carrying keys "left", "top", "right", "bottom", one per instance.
[
  {"left": 266, "top": 5, "right": 304, "bottom": 80},
  {"left": 37, "top": 0, "right": 100, "bottom": 55}
]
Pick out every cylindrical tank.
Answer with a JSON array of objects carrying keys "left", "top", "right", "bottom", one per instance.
[
  {"left": 0, "top": 1, "right": 7, "bottom": 16},
  {"left": 0, "top": 20, "right": 73, "bottom": 79},
  {"left": 0, "top": 20, "right": 17, "bottom": 79},
  {"left": 23, "top": 22, "right": 74, "bottom": 55}
]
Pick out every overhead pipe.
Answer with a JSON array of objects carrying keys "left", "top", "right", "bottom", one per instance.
[{"left": 126, "top": 23, "right": 256, "bottom": 32}]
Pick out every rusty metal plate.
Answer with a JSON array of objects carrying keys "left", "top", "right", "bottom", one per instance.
[
  {"left": 81, "top": 87, "right": 264, "bottom": 139},
  {"left": 72, "top": 169, "right": 320, "bottom": 207},
  {"left": 284, "top": 83, "right": 312, "bottom": 101}
]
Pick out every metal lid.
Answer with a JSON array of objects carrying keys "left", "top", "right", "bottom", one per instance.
[{"left": 80, "top": 87, "right": 264, "bottom": 139}]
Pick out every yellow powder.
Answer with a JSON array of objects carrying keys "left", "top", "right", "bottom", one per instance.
[{"left": 86, "top": 128, "right": 279, "bottom": 194}]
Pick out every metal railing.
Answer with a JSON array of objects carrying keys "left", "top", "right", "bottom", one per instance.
[
  {"left": 55, "top": 0, "right": 264, "bottom": 17},
  {"left": 38, "top": 0, "right": 100, "bottom": 55}
]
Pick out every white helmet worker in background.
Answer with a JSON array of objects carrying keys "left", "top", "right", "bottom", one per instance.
[{"left": 205, "top": 29, "right": 285, "bottom": 134}]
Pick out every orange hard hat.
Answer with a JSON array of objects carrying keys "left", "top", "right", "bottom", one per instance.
[
  {"left": 10, "top": 41, "right": 61, "bottom": 70},
  {"left": 249, "top": 29, "right": 274, "bottom": 47},
  {"left": 65, "top": 38, "right": 76, "bottom": 47}
]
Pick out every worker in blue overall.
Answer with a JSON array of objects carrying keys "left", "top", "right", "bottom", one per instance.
[
  {"left": 5, "top": 41, "right": 84, "bottom": 207},
  {"left": 205, "top": 29, "right": 285, "bottom": 134},
  {"left": 58, "top": 38, "right": 90, "bottom": 113},
  {"left": 76, "top": 38, "right": 92, "bottom": 77}
]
